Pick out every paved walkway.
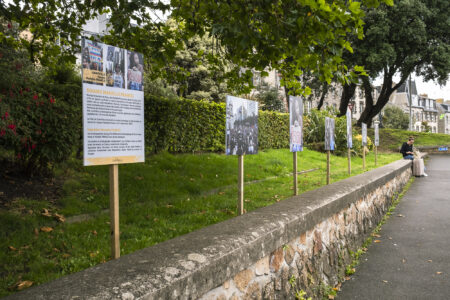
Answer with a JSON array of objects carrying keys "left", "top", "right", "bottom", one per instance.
[{"left": 338, "top": 155, "right": 450, "bottom": 299}]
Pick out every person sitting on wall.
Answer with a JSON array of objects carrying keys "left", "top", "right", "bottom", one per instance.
[{"left": 400, "top": 137, "right": 415, "bottom": 160}]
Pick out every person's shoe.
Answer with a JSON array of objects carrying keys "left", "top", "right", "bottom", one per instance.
[{"left": 423, "top": 173, "right": 428, "bottom": 177}]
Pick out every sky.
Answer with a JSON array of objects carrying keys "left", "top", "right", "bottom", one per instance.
[{"left": 374, "top": 75, "right": 450, "bottom": 100}]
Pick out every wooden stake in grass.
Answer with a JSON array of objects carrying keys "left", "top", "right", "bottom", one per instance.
[
  {"left": 327, "top": 150, "right": 331, "bottom": 185},
  {"left": 363, "top": 146, "right": 366, "bottom": 171},
  {"left": 348, "top": 148, "right": 351, "bottom": 175},
  {"left": 375, "top": 146, "right": 378, "bottom": 166},
  {"left": 374, "top": 121, "right": 380, "bottom": 167},
  {"left": 109, "top": 164, "right": 120, "bottom": 259},
  {"left": 238, "top": 155, "right": 244, "bottom": 215},
  {"left": 293, "top": 152, "right": 298, "bottom": 195}
]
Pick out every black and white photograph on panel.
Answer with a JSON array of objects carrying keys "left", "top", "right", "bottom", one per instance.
[
  {"left": 362, "top": 123, "right": 368, "bottom": 146},
  {"left": 289, "top": 96, "right": 303, "bottom": 152},
  {"left": 325, "top": 117, "right": 335, "bottom": 151},
  {"left": 225, "top": 96, "right": 259, "bottom": 155},
  {"left": 346, "top": 108, "right": 352, "bottom": 148},
  {"left": 374, "top": 123, "right": 380, "bottom": 146}
]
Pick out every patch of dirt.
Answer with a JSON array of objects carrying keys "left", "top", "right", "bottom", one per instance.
[{"left": 0, "top": 160, "right": 63, "bottom": 209}]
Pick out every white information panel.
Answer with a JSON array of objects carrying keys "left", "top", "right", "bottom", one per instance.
[
  {"left": 362, "top": 123, "right": 367, "bottom": 146},
  {"left": 82, "top": 38, "right": 145, "bottom": 166},
  {"left": 289, "top": 96, "right": 303, "bottom": 152}
]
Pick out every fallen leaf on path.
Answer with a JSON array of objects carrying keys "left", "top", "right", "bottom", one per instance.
[
  {"left": 41, "top": 208, "right": 52, "bottom": 217},
  {"left": 16, "top": 280, "right": 33, "bottom": 291},
  {"left": 436, "top": 272, "right": 442, "bottom": 275},
  {"left": 388, "top": 237, "right": 392, "bottom": 240},
  {"left": 40, "top": 226, "right": 53, "bottom": 232},
  {"left": 54, "top": 213, "right": 65, "bottom": 223},
  {"left": 372, "top": 234, "right": 381, "bottom": 238},
  {"left": 402, "top": 258, "right": 407, "bottom": 263},
  {"left": 328, "top": 295, "right": 335, "bottom": 300},
  {"left": 382, "top": 280, "right": 388, "bottom": 284},
  {"left": 397, "top": 214, "right": 404, "bottom": 217},
  {"left": 428, "top": 260, "right": 433, "bottom": 263},
  {"left": 344, "top": 276, "right": 351, "bottom": 281},
  {"left": 374, "top": 240, "right": 381, "bottom": 243},
  {"left": 362, "top": 247, "right": 368, "bottom": 252}
]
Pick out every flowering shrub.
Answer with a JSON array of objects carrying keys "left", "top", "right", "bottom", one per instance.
[
  {"left": 0, "top": 26, "right": 81, "bottom": 175},
  {"left": 352, "top": 134, "right": 373, "bottom": 156}
]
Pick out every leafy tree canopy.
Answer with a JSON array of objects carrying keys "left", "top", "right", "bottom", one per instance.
[
  {"left": 382, "top": 105, "right": 409, "bottom": 130},
  {"left": 341, "top": 0, "right": 450, "bottom": 125},
  {"left": 171, "top": 0, "right": 393, "bottom": 96}
]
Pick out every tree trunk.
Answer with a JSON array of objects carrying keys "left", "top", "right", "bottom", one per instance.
[
  {"left": 338, "top": 83, "right": 357, "bottom": 117},
  {"left": 316, "top": 82, "right": 328, "bottom": 110},
  {"left": 357, "top": 77, "right": 375, "bottom": 127}
]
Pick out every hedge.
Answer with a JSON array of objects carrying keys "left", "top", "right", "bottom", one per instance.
[{"left": 145, "top": 96, "right": 289, "bottom": 153}]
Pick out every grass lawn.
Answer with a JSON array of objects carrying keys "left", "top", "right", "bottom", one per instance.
[
  {"left": 0, "top": 148, "right": 400, "bottom": 297},
  {"left": 374, "top": 128, "right": 450, "bottom": 152}
]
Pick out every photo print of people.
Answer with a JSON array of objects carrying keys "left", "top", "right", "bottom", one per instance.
[
  {"left": 362, "top": 123, "right": 367, "bottom": 146},
  {"left": 289, "top": 96, "right": 303, "bottom": 152},
  {"left": 346, "top": 108, "right": 352, "bottom": 149},
  {"left": 325, "top": 117, "right": 335, "bottom": 151},
  {"left": 225, "top": 96, "right": 259, "bottom": 155},
  {"left": 127, "top": 51, "right": 144, "bottom": 91}
]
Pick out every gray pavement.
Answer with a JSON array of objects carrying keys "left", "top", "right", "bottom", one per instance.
[{"left": 338, "top": 155, "right": 450, "bottom": 300}]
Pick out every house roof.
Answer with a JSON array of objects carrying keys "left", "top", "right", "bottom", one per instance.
[{"left": 397, "top": 81, "right": 418, "bottom": 95}]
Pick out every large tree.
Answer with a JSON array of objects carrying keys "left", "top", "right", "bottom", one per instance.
[
  {"left": 341, "top": 0, "right": 450, "bottom": 126},
  {"left": 170, "top": 0, "right": 392, "bottom": 103}
]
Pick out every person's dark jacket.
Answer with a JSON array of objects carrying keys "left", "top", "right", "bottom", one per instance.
[{"left": 400, "top": 142, "right": 413, "bottom": 157}]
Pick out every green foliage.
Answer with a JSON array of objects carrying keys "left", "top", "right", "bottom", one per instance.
[
  {"left": 145, "top": 96, "right": 291, "bottom": 154},
  {"left": 258, "top": 111, "right": 289, "bottom": 150},
  {"left": 255, "top": 83, "right": 286, "bottom": 112},
  {"left": 0, "top": 29, "right": 81, "bottom": 176},
  {"left": 382, "top": 106, "right": 409, "bottom": 130},
  {"left": 171, "top": 0, "right": 392, "bottom": 95}
]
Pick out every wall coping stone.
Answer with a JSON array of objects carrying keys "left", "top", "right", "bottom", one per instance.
[{"left": 7, "top": 159, "right": 412, "bottom": 300}]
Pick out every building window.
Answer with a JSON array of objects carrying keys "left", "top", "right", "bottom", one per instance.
[{"left": 359, "top": 101, "right": 364, "bottom": 113}]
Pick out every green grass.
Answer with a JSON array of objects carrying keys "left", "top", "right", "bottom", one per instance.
[
  {"left": 374, "top": 128, "right": 450, "bottom": 152},
  {"left": 0, "top": 148, "right": 400, "bottom": 297}
]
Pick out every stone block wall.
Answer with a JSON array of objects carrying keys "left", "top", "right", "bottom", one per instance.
[
  {"left": 199, "top": 167, "right": 411, "bottom": 299},
  {"left": 8, "top": 160, "right": 412, "bottom": 300}
]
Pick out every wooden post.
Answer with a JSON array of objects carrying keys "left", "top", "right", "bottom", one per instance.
[
  {"left": 347, "top": 148, "right": 351, "bottom": 175},
  {"left": 375, "top": 146, "right": 378, "bottom": 166},
  {"left": 362, "top": 146, "right": 366, "bottom": 171},
  {"left": 327, "top": 150, "right": 331, "bottom": 185},
  {"left": 109, "top": 164, "right": 120, "bottom": 259},
  {"left": 293, "top": 152, "right": 298, "bottom": 196},
  {"left": 238, "top": 155, "right": 244, "bottom": 215}
]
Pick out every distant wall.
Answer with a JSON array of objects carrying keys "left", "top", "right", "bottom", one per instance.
[
  {"left": 7, "top": 160, "right": 412, "bottom": 300},
  {"left": 415, "top": 145, "right": 450, "bottom": 155}
]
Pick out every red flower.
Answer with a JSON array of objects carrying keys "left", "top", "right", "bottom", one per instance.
[
  {"left": 7, "top": 124, "right": 15, "bottom": 130},
  {"left": 33, "top": 94, "right": 38, "bottom": 100},
  {"left": 32, "top": 144, "right": 36, "bottom": 150},
  {"left": 39, "top": 119, "right": 42, "bottom": 125},
  {"left": 4, "top": 112, "right": 8, "bottom": 119},
  {"left": 25, "top": 87, "right": 30, "bottom": 92},
  {"left": 7, "top": 23, "right": 11, "bottom": 29},
  {"left": 50, "top": 98, "right": 55, "bottom": 104},
  {"left": 17, "top": 153, "right": 21, "bottom": 159},
  {"left": 0, "top": 129, "right": 5, "bottom": 136}
]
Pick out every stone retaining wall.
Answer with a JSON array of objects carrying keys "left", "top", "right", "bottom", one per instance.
[{"left": 8, "top": 160, "right": 412, "bottom": 300}]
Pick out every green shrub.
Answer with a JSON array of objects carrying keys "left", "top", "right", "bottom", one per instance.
[
  {"left": 144, "top": 96, "right": 290, "bottom": 153},
  {"left": 303, "top": 108, "right": 349, "bottom": 155},
  {"left": 0, "top": 39, "right": 81, "bottom": 176}
]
